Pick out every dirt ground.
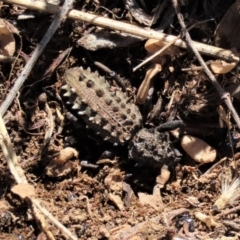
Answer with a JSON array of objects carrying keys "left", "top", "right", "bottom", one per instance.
[{"left": 1, "top": 0, "right": 240, "bottom": 239}]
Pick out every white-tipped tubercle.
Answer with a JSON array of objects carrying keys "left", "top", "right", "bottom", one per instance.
[
  {"left": 72, "top": 103, "right": 80, "bottom": 109},
  {"left": 78, "top": 111, "right": 86, "bottom": 115},
  {"left": 61, "top": 85, "right": 68, "bottom": 90},
  {"left": 63, "top": 91, "right": 71, "bottom": 97}
]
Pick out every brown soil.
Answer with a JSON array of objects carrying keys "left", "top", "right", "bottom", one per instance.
[{"left": 1, "top": 0, "right": 240, "bottom": 239}]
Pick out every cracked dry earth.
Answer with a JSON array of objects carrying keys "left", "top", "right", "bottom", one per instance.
[{"left": 1, "top": 0, "right": 240, "bottom": 240}]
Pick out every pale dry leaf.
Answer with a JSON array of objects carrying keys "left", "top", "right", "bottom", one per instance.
[
  {"left": 145, "top": 39, "right": 180, "bottom": 62},
  {"left": 138, "top": 192, "right": 164, "bottom": 210},
  {"left": 210, "top": 60, "right": 236, "bottom": 74},
  {"left": 136, "top": 38, "right": 181, "bottom": 105},
  {"left": 181, "top": 135, "right": 216, "bottom": 163},
  {"left": 54, "top": 147, "right": 78, "bottom": 165},
  {"left": 194, "top": 212, "right": 221, "bottom": 228},
  {"left": 136, "top": 63, "right": 162, "bottom": 104},
  {"left": 45, "top": 147, "right": 79, "bottom": 177},
  {"left": 11, "top": 183, "right": 35, "bottom": 199},
  {"left": 0, "top": 19, "right": 16, "bottom": 57}
]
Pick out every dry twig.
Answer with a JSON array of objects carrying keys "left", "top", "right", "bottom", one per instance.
[
  {"left": 0, "top": 0, "right": 75, "bottom": 116},
  {"left": 133, "top": 19, "right": 214, "bottom": 72},
  {"left": 203, "top": 157, "right": 228, "bottom": 175},
  {"left": 0, "top": 0, "right": 79, "bottom": 238},
  {"left": 172, "top": 0, "right": 240, "bottom": 131},
  {"left": 1, "top": 0, "right": 239, "bottom": 63},
  {"left": 217, "top": 205, "right": 240, "bottom": 218},
  {"left": 0, "top": 116, "right": 27, "bottom": 183},
  {"left": 133, "top": 35, "right": 181, "bottom": 72},
  {"left": 0, "top": 102, "right": 78, "bottom": 240}
]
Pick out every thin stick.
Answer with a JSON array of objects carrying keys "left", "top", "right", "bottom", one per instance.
[
  {"left": 172, "top": 0, "right": 240, "bottom": 131},
  {"left": 1, "top": 0, "right": 239, "bottom": 63},
  {"left": 0, "top": 0, "right": 75, "bottom": 116},
  {"left": 0, "top": 114, "right": 56, "bottom": 238},
  {"left": 0, "top": 115, "right": 27, "bottom": 183},
  {"left": 0, "top": 104, "right": 78, "bottom": 240},
  {"left": 133, "top": 35, "right": 181, "bottom": 72},
  {"left": 181, "top": 66, "right": 204, "bottom": 71},
  {"left": 32, "top": 199, "right": 78, "bottom": 240},
  {"left": 203, "top": 157, "right": 227, "bottom": 175},
  {"left": 217, "top": 205, "right": 240, "bottom": 218},
  {"left": 0, "top": 0, "right": 79, "bottom": 237},
  {"left": 133, "top": 19, "right": 214, "bottom": 72}
]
